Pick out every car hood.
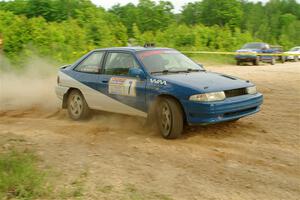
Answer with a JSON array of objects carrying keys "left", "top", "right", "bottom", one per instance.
[{"left": 156, "top": 71, "right": 253, "bottom": 92}]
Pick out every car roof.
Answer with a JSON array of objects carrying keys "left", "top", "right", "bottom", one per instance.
[
  {"left": 93, "top": 46, "right": 174, "bottom": 52},
  {"left": 270, "top": 45, "right": 282, "bottom": 48}
]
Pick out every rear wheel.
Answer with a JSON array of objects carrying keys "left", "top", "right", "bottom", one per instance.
[
  {"left": 295, "top": 56, "right": 299, "bottom": 62},
  {"left": 67, "top": 90, "right": 90, "bottom": 120},
  {"left": 236, "top": 60, "right": 241, "bottom": 66},
  {"left": 156, "top": 97, "right": 184, "bottom": 139}
]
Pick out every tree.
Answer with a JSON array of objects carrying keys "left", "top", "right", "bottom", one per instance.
[
  {"left": 180, "top": 2, "right": 202, "bottom": 25},
  {"left": 109, "top": 3, "right": 138, "bottom": 37},
  {"left": 200, "top": 0, "right": 243, "bottom": 27},
  {"left": 110, "top": 0, "right": 175, "bottom": 34}
]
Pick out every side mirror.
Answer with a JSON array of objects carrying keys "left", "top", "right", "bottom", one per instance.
[{"left": 129, "top": 67, "right": 146, "bottom": 79}]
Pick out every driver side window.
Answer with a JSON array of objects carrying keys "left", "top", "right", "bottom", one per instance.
[{"left": 104, "top": 52, "right": 139, "bottom": 76}]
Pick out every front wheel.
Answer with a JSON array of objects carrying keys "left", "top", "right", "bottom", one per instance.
[
  {"left": 156, "top": 97, "right": 184, "bottom": 139},
  {"left": 295, "top": 56, "right": 299, "bottom": 62},
  {"left": 271, "top": 57, "right": 276, "bottom": 65},
  {"left": 67, "top": 90, "right": 90, "bottom": 120},
  {"left": 253, "top": 57, "right": 260, "bottom": 66}
]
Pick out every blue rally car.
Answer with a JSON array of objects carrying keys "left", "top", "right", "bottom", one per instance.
[{"left": 55, "top": 47, "right": 263, "bottom": 139}]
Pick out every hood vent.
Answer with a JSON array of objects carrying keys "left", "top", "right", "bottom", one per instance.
[{"left": 220, "top": 74, "right": 237, "bottom": 80}]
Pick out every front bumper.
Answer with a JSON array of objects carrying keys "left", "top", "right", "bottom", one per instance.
[
  {"left": 286, "top": 55, "right": 298, "bottom": 60},
  {"left": 235, "top": 55, "right": 257, "bottom": 61},
  {"left": 182, "top": 93, "right": 263, "bottom": 125}
]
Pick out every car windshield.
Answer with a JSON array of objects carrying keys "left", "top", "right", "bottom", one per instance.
[
  {"left": 290, "top": 47, "right": 300, "bottom": 51},
  {"left": 137, "top": 50, "right": 204, "bottom": 74},
  {"left": 242, "top": 43, "right": 265, "bottom": 49}
]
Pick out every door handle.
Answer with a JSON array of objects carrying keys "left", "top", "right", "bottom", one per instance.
[{"left": 102, "top": 80, "right": 109, "bottom": 83}]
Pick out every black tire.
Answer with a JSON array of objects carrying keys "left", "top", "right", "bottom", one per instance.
[
  {"left": 295, "top": 56, "right": 299, "bottom": 62},
  {"left": 253, "top": 57, "right": 260, "bottom": 66},
  {"left": 271, "top": 57, "right": 276, "bottom": 65},
  {"left": 236, "top": 60, "right": 241, "bottom": 66},
  {"left": 67, "top": 90, "right": 90, "bottom": 120},
  {"left": 156, "top": 97, "right": 184, "bottom": 139},
  {"left": 281, "top": 56, "right": 285, "bottom": 63}
]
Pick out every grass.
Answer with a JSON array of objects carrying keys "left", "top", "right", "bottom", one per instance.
[
  {"left": 0, "top": 148, "right": 173, "bottom": 200},
  {"left": 0, "top": 150, "right": 49, "bottom": 199},
  {"left": 123, "top": 184, "right": 173, "bottom": 200},
  {"left": 58, "top": 170, "right": 89, "bottom": 199}
]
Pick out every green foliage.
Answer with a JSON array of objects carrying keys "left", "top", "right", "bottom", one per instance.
[
  {"left": 0, "top": 150, "right": 47, "bottom": 199},
  {"left": 0, "top": 0, "right": 299, "bottom": 67},
  {"left": 181, "top": 0, "right": 243, "bottom": 28},
  {"left": 109, "top": 0, "right": 175, "bottom": 34},
  {"left": 240, "top": 0, "right": 300, "bottom": 46}
]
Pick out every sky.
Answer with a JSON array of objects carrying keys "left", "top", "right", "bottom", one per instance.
[{"left": 91, "top": 0, "right": 270, "bottom": 13}]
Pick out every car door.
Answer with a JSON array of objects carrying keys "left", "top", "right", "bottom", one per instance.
[
  {"left": 98, "top": 51, "right": 147, "bottom": 113},
  {"left": 70, "top": 51, "right": 105, "bottom": 108}
]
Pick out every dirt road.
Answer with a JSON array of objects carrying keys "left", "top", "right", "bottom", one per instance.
[{"left": 0, "top": 62, "right": 299, "bottom": 200}]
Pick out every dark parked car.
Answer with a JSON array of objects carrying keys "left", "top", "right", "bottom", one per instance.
[
  {"left": 269, "top": 45, "right": 285, "bottom": 63},
  {"left": 235, "top": 42, "right": 276, "bottom": 65}
]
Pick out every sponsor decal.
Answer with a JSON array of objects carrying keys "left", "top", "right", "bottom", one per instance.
[
  {"left": 150, "top": 78, "right": 167, "bottom": 86},
  {"left": 109, "top": 77, "right": 137, "bottom": 96}
]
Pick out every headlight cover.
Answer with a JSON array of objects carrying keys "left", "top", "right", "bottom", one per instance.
[
  {"left": 189, "top": 91, "right": 226, "bottom": 102},
  {"left": 246, "top": 86, "right": 257, "bottom": 94}
]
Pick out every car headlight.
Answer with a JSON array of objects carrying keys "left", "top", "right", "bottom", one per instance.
[
  {"left": 189, "top": 91, "right": 225, "bottom": 102},
  {"left": 246, "top": 86, "right": 257, "bottom": 94}
]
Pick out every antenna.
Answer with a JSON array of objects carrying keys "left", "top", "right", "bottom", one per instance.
[{"left": 144, "top": 43, "right": 155, "bottom": 48}]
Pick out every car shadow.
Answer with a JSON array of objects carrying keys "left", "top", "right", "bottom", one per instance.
[{"left": 82, "top": 110, "right": 262, "bottom": 141}]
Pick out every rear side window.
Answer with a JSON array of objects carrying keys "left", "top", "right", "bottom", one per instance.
[
  {"left": 75, "top": 52, "right": 104, "bottom": 73},
  {"left": 104, "top": 52, "right": 139, "bottom": 76}
]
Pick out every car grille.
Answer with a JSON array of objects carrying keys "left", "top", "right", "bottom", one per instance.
[{"left": 224, "top": 88, "right": 247, "bottom": 98}]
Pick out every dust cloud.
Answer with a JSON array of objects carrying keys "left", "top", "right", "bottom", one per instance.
[{"left": 0, "top": 54, "right": 60, "bottom": 111}]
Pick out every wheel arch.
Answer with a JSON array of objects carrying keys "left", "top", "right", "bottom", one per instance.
[
  {"left": 155, "top": 94, "right": 187, "bottom": 123},
  {"left": 62, "top": 87, "right": 83, "bottom": 109}
]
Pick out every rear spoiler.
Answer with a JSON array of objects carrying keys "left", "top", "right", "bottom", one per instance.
[{"left": 60, "top": 64, "right": 71, "bottom": 69}]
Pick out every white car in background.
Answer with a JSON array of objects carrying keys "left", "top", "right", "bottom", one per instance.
[{"left": 285, "top": 47, "right": 300, "bottom": 62}]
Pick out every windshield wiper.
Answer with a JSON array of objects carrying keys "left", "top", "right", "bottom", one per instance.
[
  {"left": 151, "top": 70, "right": 182, "bottom": 74},
  {"left": 187, "top": 68, "right": 205, "bottom": 72},
  {"left": 151, "top": 68, "right": 205, "bottom": 74},
  {"left": 176, "top": 68, "right": 205, "bottom": 73},
  {"left": 151, "top": 70, "right": 171, "bottom": 74}
]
